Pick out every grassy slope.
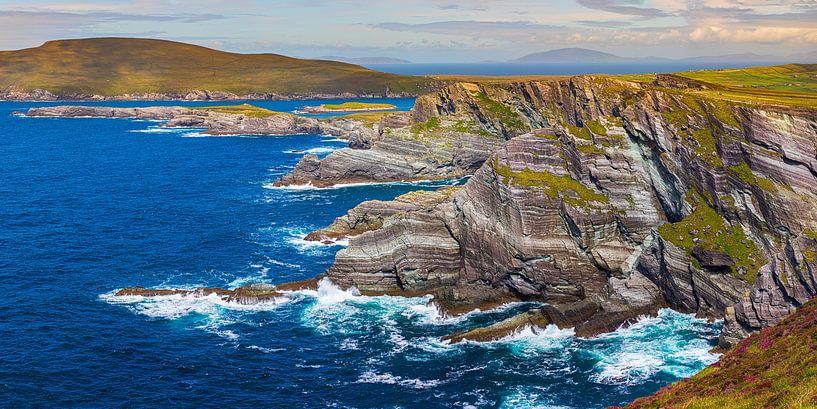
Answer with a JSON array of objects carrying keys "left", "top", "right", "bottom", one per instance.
[
  {"left": 622, "top": 298, "right": 817, "bottom": 409},
  {"left": 678, "top": 64, "right": 817, "bottom": 93},
  {"left": 621, "top": 64, "right": 817, "bottom": 108},
  {"left": 320, "top": 102, "right": 396, "bottom": 110},
  {"left": 0, "top": 38, "right": 437, "bottom": 96}
]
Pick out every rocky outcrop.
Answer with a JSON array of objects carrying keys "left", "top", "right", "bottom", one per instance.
[
  {"left": 305, "top": 187, "right": 461, "bottom": 241},
  {"left": 298, "top": 76, "right": 817, "bottom": 345},
  {"left": 114, "top": 278, "right": 320, "bottom": 305},
  {"left": 1, "top": 86, "right": 420, "bottom": 102},
  {"left": 25, "top": 105, "right": 325, "bottom": 135},
  {"left": 115, "top": 284, "right": 285, "bottom": 305}
]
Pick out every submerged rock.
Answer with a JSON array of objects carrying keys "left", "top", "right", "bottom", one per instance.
[{"left": 115, "top": 283, "right": 287, "bottom": 305}]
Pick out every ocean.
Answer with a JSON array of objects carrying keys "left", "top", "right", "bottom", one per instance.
[{"left": 0, "top": 98, "right": 720, "bottom": 408}]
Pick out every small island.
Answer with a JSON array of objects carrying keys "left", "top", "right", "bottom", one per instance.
[{"left": 300, "top": 101, "right": 397, "bottom": 114}]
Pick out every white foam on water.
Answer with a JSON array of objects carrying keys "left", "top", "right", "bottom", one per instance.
[
  {"left": 281, "top": 227, "right": 348, "bottom": 255},
  {"left": 181, "top": 131, "right": 209, "bottom": 138},
  {"left": 295, "top": 278, "right": 435, "bottom": 347},
  {"left": 468, "top": 324, "right": 576, "bottom": 356},
  {"left": 263, "top": 176, "right": 469, "bottom": 191},
  {"left": 499, "top": 387, "right": 574, "bottom": 409},
  {"left": 321, "top": 137, "right": 346, "bottom": 143},
  {"left": 284, "top": 147, "right": 337, "bottom": 155},
  {"left": 357, "top": 370, "right": 443, "bottom": 390},
  {"left": 100, "top": 290, "right": 288, "bottom": 319},
  {"left": 246, "top": 345, "right": 286, "bottom": 353},
  {"left": 128, "top": 126, "right": 185, "bottom": 134},
  {"left": 587, "top": 308, "right": 720, "bottom": 386}
]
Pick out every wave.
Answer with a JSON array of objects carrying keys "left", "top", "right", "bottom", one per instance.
[
  {"left": 263, "top": 177, "right": 469, "bottom": 191},
  {"left": 500, "top": 387, "right": 574, "bottom": 409},
  {"left": 284, "top": 147, "right": 337, "bottom": 155},
  {"left": 320, "top": 137, "right": 346, "bottom": 143},
  {"left": 128, "top": 126, "right": 188, "bottom": 134},
  {"left": 100, "top": 290, "right": 288, "bottom": 319},
  {"left": 586, "top": 309, "right": 721, "bottom": 386},
  {"left": 281, "top": 227, "right": 349, "bottom": 256},
  {"left": 357, "top": 370, "right": 443, "bottom": 390},
  {"left": 99, "top": 287, "right": 289, "bottom": 340}
]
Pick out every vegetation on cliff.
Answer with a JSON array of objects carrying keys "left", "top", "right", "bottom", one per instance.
[
  {"left": 677, "top": 64, "right": 817, "bottom": 93},
  {"left": 320, "top": 102, "right": 396, "bottom": 111},
  {"left": 624, "top": 297, "right": 817, "bottom": 408},
  {"left": 191, "top": 104, "right": 284, "bottom": 118},
  {"left": 0, "top": 38, "right": 438, "bottom": 97},
  {"left": 658, "top": 191, "right": 764, "bottom": 284},
  {"left": 493, "top": 158, "right": 609, "bottom": 207}
]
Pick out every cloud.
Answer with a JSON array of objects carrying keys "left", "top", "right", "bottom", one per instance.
[
  {"left": 689, "top": 25, "right": 817, "bottom": 43},
  {"left": 575, "top": 19, "right": 634, "bottom": 27},
  {"left": 576, "top": 0, "right": 671, "bottom": 17},
  {"left": 372, "top": 20, "right": 564, "bottom": 36}
]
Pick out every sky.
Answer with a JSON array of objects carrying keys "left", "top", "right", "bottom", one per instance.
[{"left": 0, "top": 0, "right": 815, "bottom": 62}]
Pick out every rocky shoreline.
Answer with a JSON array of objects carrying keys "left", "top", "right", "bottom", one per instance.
[
  {"left": 41, "top": 74, "right": 817, "bottom": 351},
  {"left": 22, "top": 104, "right": 405, "bottom": 138},
  {"left": 276, "top": 75, "right": 817, "bottom": 347},
  {"left": 0, "top": 87, "right": 419, "bottom": 102}
]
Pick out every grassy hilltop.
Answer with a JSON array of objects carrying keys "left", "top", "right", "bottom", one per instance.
[{"left": 0, "top": 38, "right": 437, "bottom": 97}]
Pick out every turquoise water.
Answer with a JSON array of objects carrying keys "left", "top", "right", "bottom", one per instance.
[{"left": 0, "top": 99, "right": 720, "bottom": 408}]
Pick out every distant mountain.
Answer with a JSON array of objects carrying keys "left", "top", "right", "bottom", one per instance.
[
  {"left": 511, "top": 47, "right": 816, "bottom": 65},
  {"left": 0, "top": 38, "right": 436, "bottom": 98},
  {"left": 317, "top": 56, "right": 411, "bottom": 64},
  {"left": 513, "top": 48, "right": 632, "bottom": 63}
]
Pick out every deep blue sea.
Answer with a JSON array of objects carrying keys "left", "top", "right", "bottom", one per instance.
[{"left": 0, "top": 98, "right": 721, "bottom": 408}]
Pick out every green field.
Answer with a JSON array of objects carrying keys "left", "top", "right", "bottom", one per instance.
[
  {"left": 618, "top": 64, "right": 817, "bottom": 108},
  {"left": 0, "top": 38, "right": 438, "bottom": 97},
  {"left": 191, "top": 104, "right": 285, "bottom": 118},
  {"left": 678, "top": 64, "right": 817, "bottom": 93},
  {"left": 320, "top": 102, "right": 396, "bottom": 111}
]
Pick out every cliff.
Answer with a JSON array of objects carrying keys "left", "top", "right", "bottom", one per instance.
[
  {"left": 0, "top": 38, "right": 439, "bottom": 100},
  {"left": 295, "top": 73, "right": 817, "bottom": 347}
]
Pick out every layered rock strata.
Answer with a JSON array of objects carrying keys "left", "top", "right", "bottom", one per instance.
[{"left": 300, "top": 76, "right": 817, "bottom": 345}]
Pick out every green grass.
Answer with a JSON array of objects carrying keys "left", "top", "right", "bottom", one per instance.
[
  {"left": 729, "top": 161, "right": 777, "bottom": 192},
  {"left": 410, "top": 116, "right": 441, "bottom": 134},
  {"left": 565, "top": 122, "right": 592, "bottom": 140},
  {"left": 678, "top": 64, "right": 817, "bottom": 94},
  {"left": 657, "top": 191, "right": 764, "bottom": 284},
  {"left": 474, "top": 92, "right": 527, "bottom": 132},
  {"left": 493, "top": 159, "right": 609, "bottom": 207},
  {"left": 585, "top": 119, "right": 608, "bottom": 136},
  {"left": 0, "top": 38, "right": 438, "bottom": 96},
  {"left": 577, "top": 144, "right": 603, "bottom": 155},
  {"left": 320, "top": 102, "right": 396, "bottom": 111},
  {"left": 192, "top": 103, "right": 283, "bottom": 118},
  {"left": 625, "top": 298, "right": 817, "bottom": 408},
  {"left": 328, "top": 112, "right": 392, "bottom": 125}
]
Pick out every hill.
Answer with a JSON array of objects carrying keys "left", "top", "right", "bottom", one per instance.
[
  {"left": 513, "top": 47, "right": 632, "bottom": 63},
  {"left": 622, "top": 298, "right": 817, "bottom": 408},
  {"left": 0, "top": 38, "right": 437, "bottom": 98}
]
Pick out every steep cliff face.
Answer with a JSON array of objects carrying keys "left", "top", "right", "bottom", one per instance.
[{"left": 313, "top": 76, "right": 817, "bottom": 345}]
